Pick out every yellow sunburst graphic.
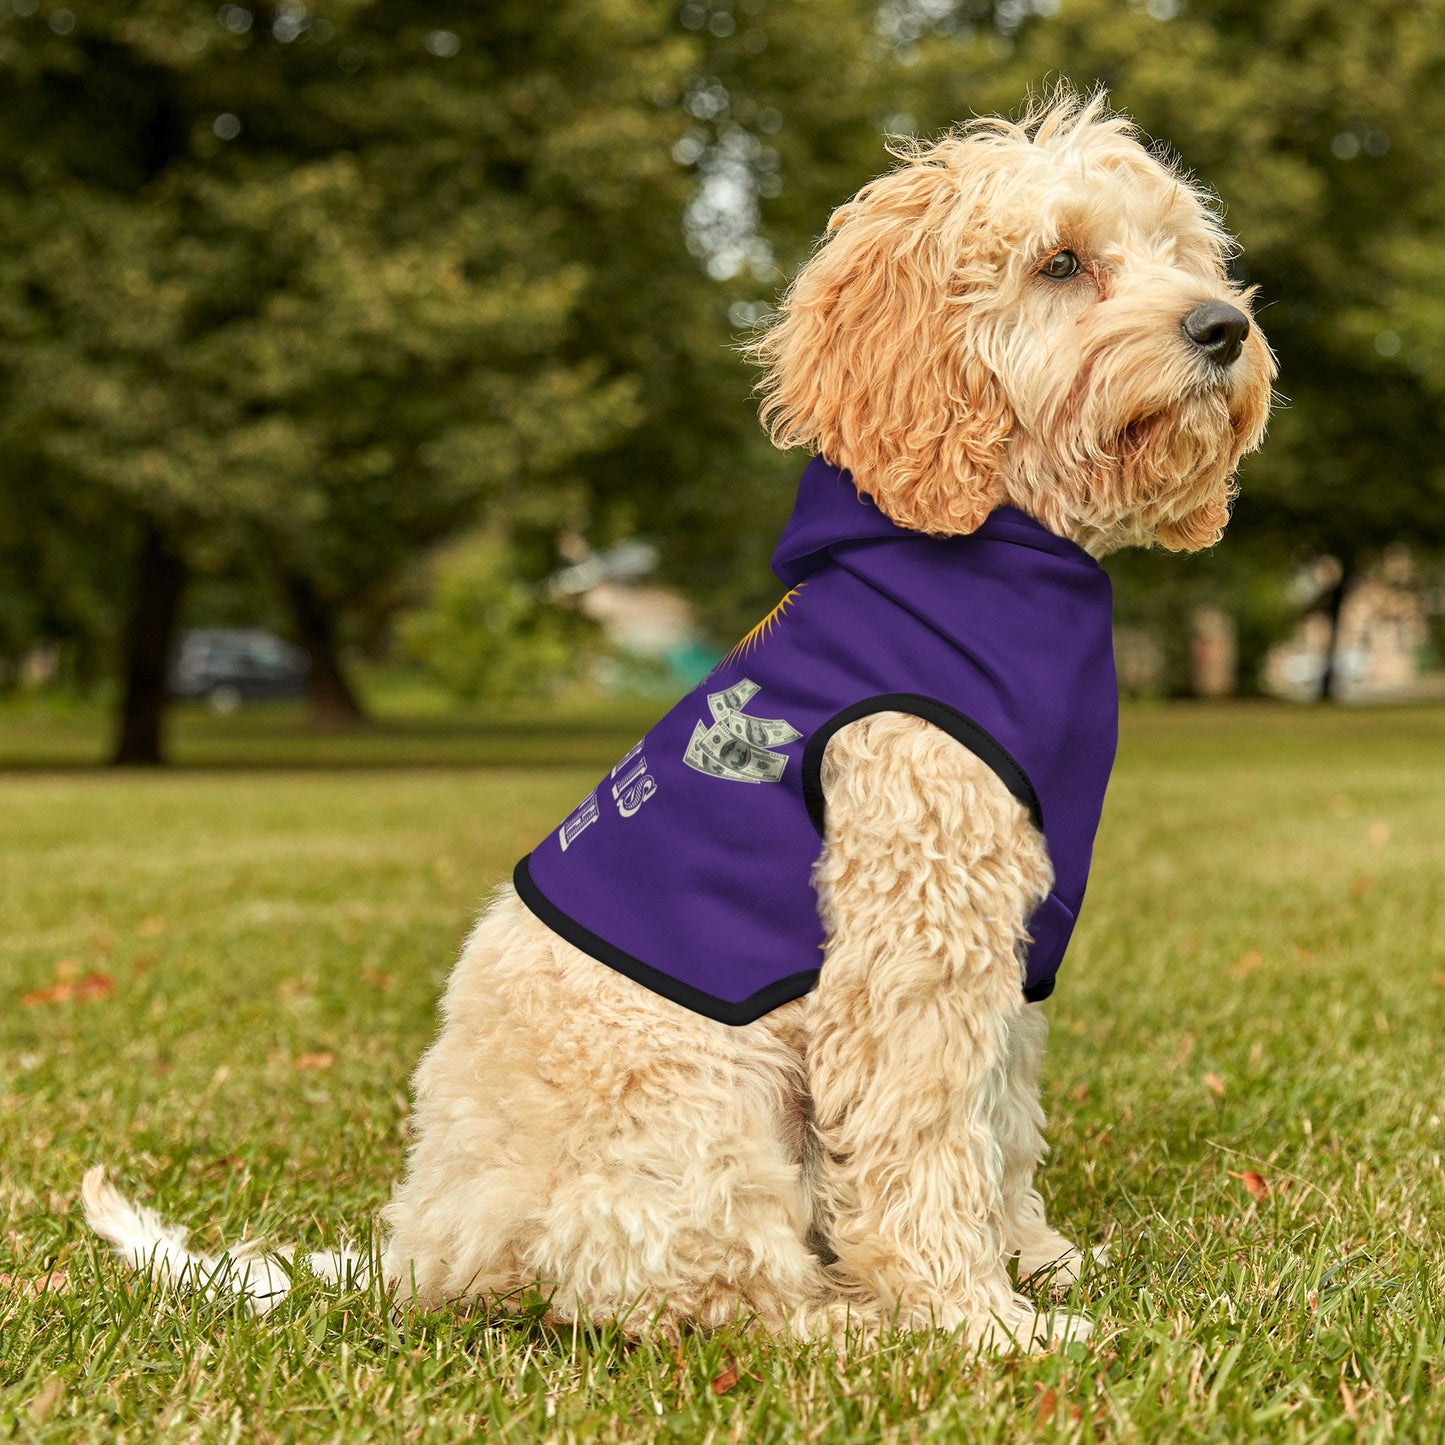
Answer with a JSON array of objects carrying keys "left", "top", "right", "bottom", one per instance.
[{"left": 722, "top": 584, "right": 805, "bottom": 666}]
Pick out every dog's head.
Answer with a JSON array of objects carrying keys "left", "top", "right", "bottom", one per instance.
[{"left": 750, "top": 90, "right": 1275, "bottom": 553}]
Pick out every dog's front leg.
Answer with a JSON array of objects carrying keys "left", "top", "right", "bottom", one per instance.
[
  {"left": 806, "top": 713, "right": 1089, "bottom": 1350},
  {"left": 995, "top": 1005, "right": 1099, "bottom": 1288}
]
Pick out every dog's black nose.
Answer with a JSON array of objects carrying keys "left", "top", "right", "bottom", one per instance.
[{"left": 1182, "top": 302, "right": 1250, "bottom": 367}]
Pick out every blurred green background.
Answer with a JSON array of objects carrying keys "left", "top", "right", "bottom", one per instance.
[{"left": 2, "top": 0, "right": 1444, "bottom": 765}]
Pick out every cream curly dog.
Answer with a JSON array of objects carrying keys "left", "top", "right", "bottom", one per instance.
[{"left": 85, "top": 92, "right": 1273, "bottom": 1351}]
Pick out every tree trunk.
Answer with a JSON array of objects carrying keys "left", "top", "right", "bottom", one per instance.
[
  {"left": 1317, "top": 555, "right": 1355, "bottom": 703},
  {"left": 281, "top": 571, "right": 367, "bottom": 725},
  {"left": 112, "top": 524, "right": 187, "bottom": 766}
]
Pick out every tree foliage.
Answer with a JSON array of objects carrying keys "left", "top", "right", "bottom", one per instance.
[
  {"left": 0, "top": 2, "right": 700, "bottom": 749},
  {"left": 2, "top": 0, "right": 1442, "bottom": 731},
  {"left": 395, "top": 531, "right": 600, "bottom": 706}
]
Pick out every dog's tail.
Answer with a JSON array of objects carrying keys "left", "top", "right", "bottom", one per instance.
[{"left": 81, "top": 1165, "right": 368, "bottom": 1315}]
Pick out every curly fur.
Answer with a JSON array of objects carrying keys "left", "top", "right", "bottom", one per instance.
[{"left": 84, "top": 88, "right": 1272, "bottom": 1353}]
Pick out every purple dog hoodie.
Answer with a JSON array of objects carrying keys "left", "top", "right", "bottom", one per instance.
[{"left": 516, "top": 456, "right": 1118, "bottom": 1025}]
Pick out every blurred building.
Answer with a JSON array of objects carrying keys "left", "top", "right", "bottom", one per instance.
[
  {"left": 547, "top": 540, "right": 717, "bottom": 690},
  {"left": 1262, "top": 549, "right": 1440, "bottom": 701}
]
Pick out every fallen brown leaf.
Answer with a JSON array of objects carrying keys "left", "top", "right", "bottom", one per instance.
[
  {"left": 1070, "top": 1083, "right": 1090, "bottom": 1103},
  {"left": 0, "top": 1268, "right": 70, "bottom": 1299},
  {"left": 711, "top": 1358, "right": 740, "bottom": 1396},
  {"left": 21, "top": 983, "right": 68, "bottom": 1006},
  {"left": 1204, "top": 1070, "right": 1227, "bottom": 1098},
  {"left": 1349, "top": 875, "right": 1372, "bottom": 898},
  {"left": 1034, "top": 1386, "right": 1058, "bottom": 1425},
  {"left": 295, "top": 1051, "right": 334, "bottom": 1071},
  {"left": 1228, "top": 1169, "right": 1268, "bottom": 1201},
  {"left": 361, "top": 969, "right": 394, "bottom": 992},
  {"left": 1167, "top": 1033, "right": 1197, "bottom": 1073},
  {"left": 1432, "top": 973, "right": 1445, "bottom": 990},
  {"left": 21, "top": 972, "right": 113, "bottom": 1007},
  {"left": 138, "top": 915, "right": 167, "bottom": 937},
  {"left": 1232, "top": 950, "right": 1263, "bottom": 977}
]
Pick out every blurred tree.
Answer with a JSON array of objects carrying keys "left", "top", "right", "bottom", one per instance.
[
  {"left": 0, "top": 0, "right": 911, "bottom": 751},
  {"left": 0, "top": 1, "right": 697, "bottom": 758},
  {"left": 0, "top": 451, "right": 129, "bottom": 694},
  {"left": 395, "top": 530, "right": 600, "bottom": 705},
  {"left": 1107, "top": 540, "right": 1301, "bottom": 696},
  {"left": 573, "top": 0, "right": 891, "bottom": 636}
]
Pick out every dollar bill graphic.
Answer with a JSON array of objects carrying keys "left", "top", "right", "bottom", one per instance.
[
  {"left": 686, "top": 677, "right": 798, "bottom": 784},
  {"left": 707, "top": 680, "right": 760, "bottom": 723},
  {"left": 684, "top": 720, "right": 788, "bottom": 784},
  {"left": 721, "top": 711, "right": 802, "bottom": 748}
]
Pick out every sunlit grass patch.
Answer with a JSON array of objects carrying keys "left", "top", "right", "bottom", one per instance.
[{"left": 2, "top": 704, "right": 1443, "bottom": 1441}]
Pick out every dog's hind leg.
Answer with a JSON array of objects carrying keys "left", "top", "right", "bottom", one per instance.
[
  {"left": 383, "top": 891, "right": 833, "bottom": 1336},
  {"left": 512, "top": 989, "right": 834, "bottom": 1339},
  {"left": 805, "top": 713, "right": 1092, "bottom": 1350}
]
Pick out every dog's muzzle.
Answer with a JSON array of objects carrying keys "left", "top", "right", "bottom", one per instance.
[{"left": 1182, "top": 301, "right": 1250, "bottom": 368}]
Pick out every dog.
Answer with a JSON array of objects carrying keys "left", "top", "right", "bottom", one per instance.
[{"left": 85, "top": 89, "right": 1274, "bottom": 1351}]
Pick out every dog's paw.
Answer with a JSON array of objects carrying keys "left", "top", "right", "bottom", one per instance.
[
  {"left": 973, "top": 1295, "right": 1093, "bottom": 1353},
  {"left": 1018, "top": 1240, "right": 1110, "bottom": 1293}
]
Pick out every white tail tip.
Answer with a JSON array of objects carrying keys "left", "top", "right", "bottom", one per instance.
[{"left": 81, "top": 1165, "right": 368, "bottom": 1315}]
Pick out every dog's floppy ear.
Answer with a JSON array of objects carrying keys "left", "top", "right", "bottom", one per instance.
[{"left": 749, "top": 150, "right": 1012, "bottom": 536}]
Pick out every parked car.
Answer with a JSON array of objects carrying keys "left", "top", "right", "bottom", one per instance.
[{"left": 169, "top": 629, "right": 310, "bottom": 712}]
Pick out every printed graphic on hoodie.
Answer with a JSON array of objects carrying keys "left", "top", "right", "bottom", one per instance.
[{"left": 682, "top": 678, "right": 802, "bottom": 784}]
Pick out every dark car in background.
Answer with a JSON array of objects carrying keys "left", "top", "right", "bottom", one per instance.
[{"left": 169, "top": 629, "right": 310, "bottom": 713}]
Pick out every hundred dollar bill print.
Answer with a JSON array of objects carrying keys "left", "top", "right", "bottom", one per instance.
[
  {"left": 707, "top": 680, "right": 759, "bottom": 721},
  {"left": 684, "top": 679, "right": 799, "bottom": 785}
]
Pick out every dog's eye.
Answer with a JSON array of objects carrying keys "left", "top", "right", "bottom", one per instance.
[{"left": 1040, "top": 250, "right": 1081, "bottom": 280}]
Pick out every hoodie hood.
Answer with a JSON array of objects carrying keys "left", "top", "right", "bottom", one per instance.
[{"left": 771, "top": 455, "right": 1098, "bottom": 587}]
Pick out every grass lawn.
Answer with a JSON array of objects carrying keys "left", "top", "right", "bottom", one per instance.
[{"left": 2, "top": 701, "right": 1443, "bottom": 1442}]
